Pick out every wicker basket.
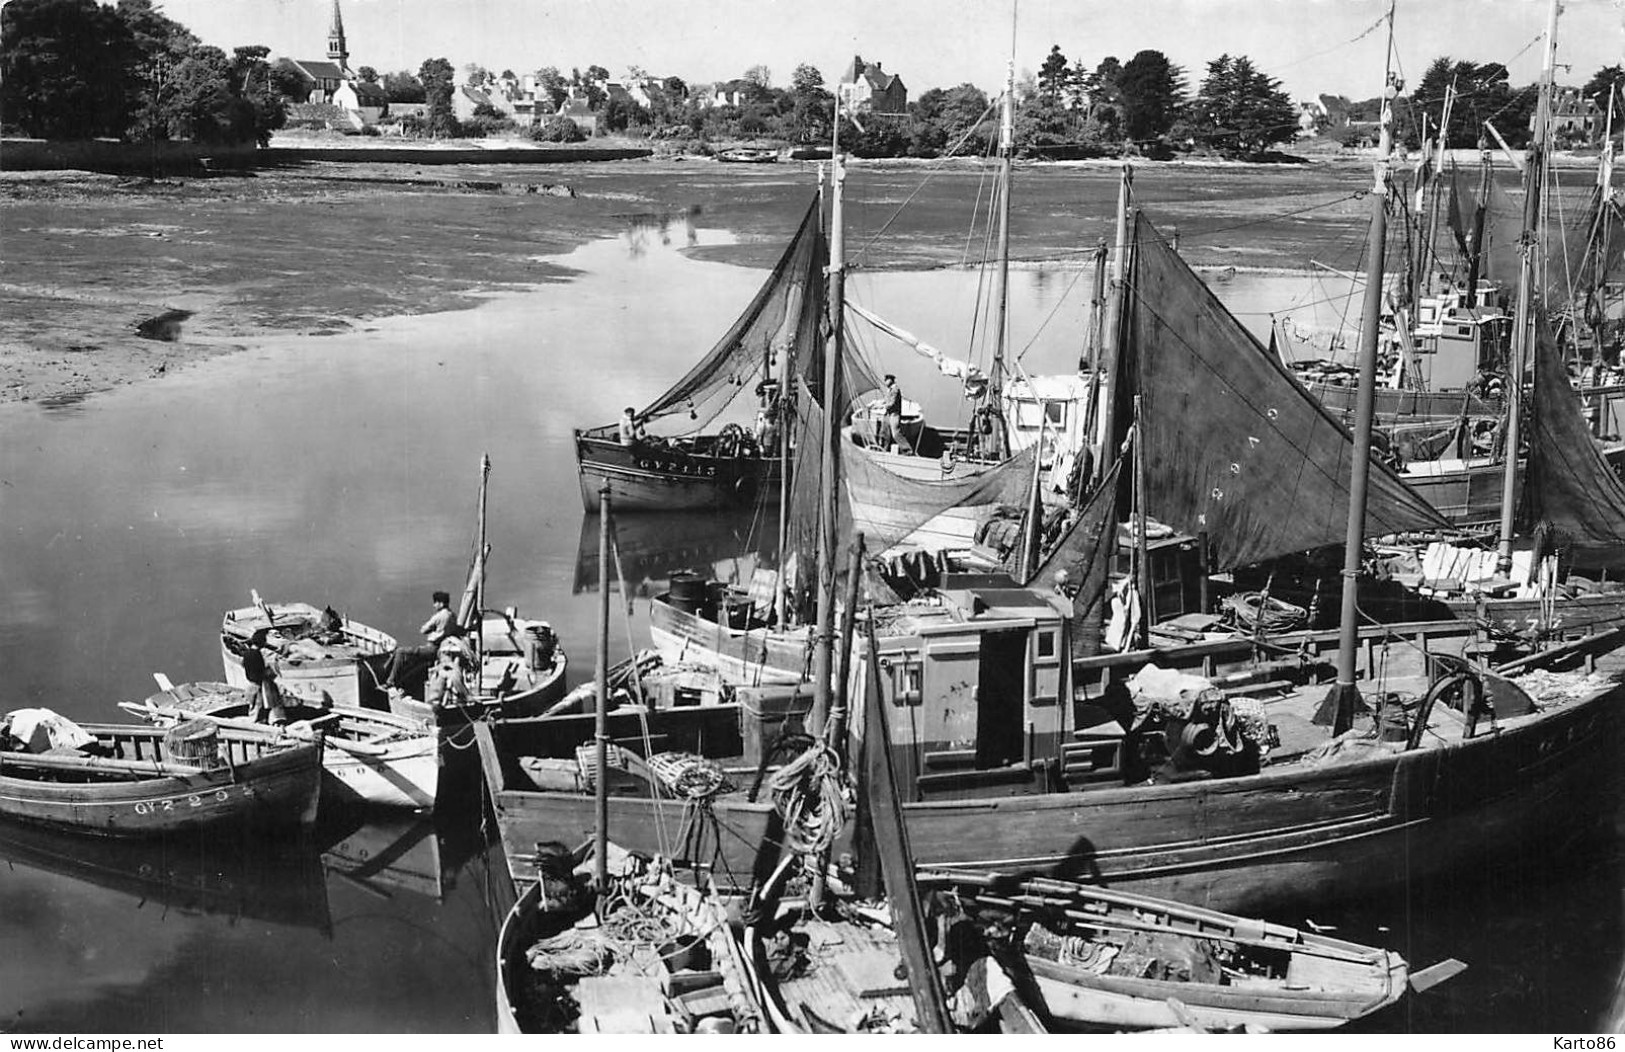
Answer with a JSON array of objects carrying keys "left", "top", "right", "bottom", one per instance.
[{"left": 162, "top": 719, "right": 223, "bottom": 769}]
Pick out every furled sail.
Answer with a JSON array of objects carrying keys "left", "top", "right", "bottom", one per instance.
[
  {"left": 636, "top": 195, "right": 830, "bottom": 428},
  {"left": 1125, "top": 214, "right": 1450, "bottom": 570},
  {"left": 1522, "top": 310, "right": 1625, "bottom": 568}
]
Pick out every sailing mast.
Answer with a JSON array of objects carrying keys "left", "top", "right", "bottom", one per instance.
[
  {"left": 456, "top": 453, "right": 492, "bottom": 663},
  {"left": 1323, "top": 2, "right": 1396, "bottom": 734},
  {"left": 594, "top": 484, "right": 611, "bottom": 892},
  {"left": 986, "top": 52, "right": 1016, "bottom": 460},
  {"left": 1495, "top": 0, "right": 1560, "bottom": 573},
  {"left": 810, "top": 101, "right": 847, "bottom": 735}
]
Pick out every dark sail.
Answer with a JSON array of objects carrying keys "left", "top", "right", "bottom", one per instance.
[
  {"left": 1126, "top": 214, "right": 1450, "bottom": 570},
  {"left": 638, "top": 196, "right": 830, "bottom": 427},
  {"left": 1025, "top": 459, "right": 1123, "bottom": 656},
  {"left": 1523, "top": 310, "right": 1625, "bottom": 568}
]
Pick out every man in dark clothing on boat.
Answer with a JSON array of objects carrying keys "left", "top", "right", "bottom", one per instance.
[
  {"left": 381, "top": 590, "right": 456, "bottom": 692},
  {"left": 243, "top": 629, "right": 288, "bottom": 725}
]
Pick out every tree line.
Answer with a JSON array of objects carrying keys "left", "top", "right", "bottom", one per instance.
[
  {"left": 1, "top": 0, "right": 285, "bottom": 146},
  {"left": 6, "top": 0, "right": 1623, "bottom": 158}
]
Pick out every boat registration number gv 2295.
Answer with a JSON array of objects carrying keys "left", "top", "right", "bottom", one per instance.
[{"left": 132, "top": 788, "right": 243, "bottom": 814}]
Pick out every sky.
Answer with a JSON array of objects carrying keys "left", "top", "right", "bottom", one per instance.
[{"left": 151, "top": 0, "right": 1625, "bottom": 103}]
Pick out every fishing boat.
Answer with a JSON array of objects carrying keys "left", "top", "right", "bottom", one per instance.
[
  {"left": 715, "top": 147, "right": 779, "bottom": 164},
  {"left": 473, "top": 23, "right": 1625, "bottom": 915},
  {"left": 493, "top": 489, "right": 770, "bottom": 1035},
  {"left": 220, "top": 595, "right": 395, "bottom": 709},
  {"left": 573, "top": 194, "right": 870, "bottom": 513},
  {"left": 0, "top": 715, "right": 322, "bottom": 836},
  {"left": 386, "top": 455, "right": 567, "bottom": 729},
  {"left": 917, "top": 868, "right": 1462, "bottom": 1032},
  {"left": 125, "top": 679, "right": 439, "bottom": 811},
  {"left": 494, "top": 849, "right": 768, "bottom": 1033}
]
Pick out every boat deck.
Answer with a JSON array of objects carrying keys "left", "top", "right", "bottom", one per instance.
[{"left": 770, "top": 912, "right": 916, "bottom": 1033}]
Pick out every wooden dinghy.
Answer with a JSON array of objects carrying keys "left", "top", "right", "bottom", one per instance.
[
  {"left": 495, "top": 847, "right": 769, "bottom": 1034},
  {"left": 744, "top": 859, "right": 1043, "bottom": 1034},
  {"left": 0, "top": 714, "right": 322, "bottom": 836},
  {"left": 386, "top": 608, "right": 568, "bottom": 731},
  {"left": 220, "top": 595, "right": 396, "bottom": 709},
  {"left": 126, "top": 680, "right": 438, "bottom": 812},
  {"left": 916, "top": 868, "right": 1463, "bottom": 1032}
]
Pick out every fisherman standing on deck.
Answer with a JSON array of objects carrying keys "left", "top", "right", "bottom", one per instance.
[
  {"left": 381, "top": 590, "right": 455, "bottom": 691},
  {"left": 243, "top": 629, "right": 288, "bottom": 726},
  {"left": 877, "top": 374, "right": 911, "bottom": 454},
  {"left": 619, "top": 407, "right": 643, "bottom": 446}
]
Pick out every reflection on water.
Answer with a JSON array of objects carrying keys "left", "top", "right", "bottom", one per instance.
[
  {"left": 572, "top": 502, "right": 780, "bottom": 597},
  {"left": 0, "top": 820, "right": 330, "bottom": 933},
  {"left": 0, "top": 211, "right": 1614, "bottom": 1031}
]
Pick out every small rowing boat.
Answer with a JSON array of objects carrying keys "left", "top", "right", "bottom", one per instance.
[
  {"left": 0, "top": 713, "right": 322, "bottom": 836},
  {"left": 495, "top": 847, "right": 768, "bottom": 1034},
  {"left": 125, "top": 679, "right": 439, "bottom": 811},
  {"left": 220, "top": 593, "right": 396, "bottom": 709},
  {"left": 915, "top": 868, "right": 1464, "bottom": 1032}
]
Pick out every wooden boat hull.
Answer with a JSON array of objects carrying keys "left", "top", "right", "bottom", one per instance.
[
  {"left": 137, "top": 683, "right": 439, "bottom": 811},
  {"left": 474, "top": 714, "right": 791, "bottom": 890},
  {"left": 386, "top": 652, "right": 567, "bottom": 733},
  {"left": 575, "top": 432, "right": 780, "bottom": 513},
  {"left": 648, "top": 593, "right": 809, "bottom": 686},
  {"left": 1442, "top": 590, "right": 1625, "bottom": 634},
  {"left": 220, "top": 603, "right": 396, "bottom": 709},
  {"left": 0, "top": 723, "right": 323, "bottom": 837},
  {"left": 494, "top": 879, "right": 536, "bottom": 1034},
  {"left": 1398, "top": 457, "right": 1506, "bottom": 526},
  {"left": 480, "top": 673, "right": 1622, "bottom": 914},
  {"left": 1026, "top": 962, "right": 1397, "bottom": 1031}
]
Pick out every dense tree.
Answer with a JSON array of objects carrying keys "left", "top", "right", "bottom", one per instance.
[
  {"left": 789, "top": 63, "right": 831, "bottom": 142},
  {"left": 1037, "top": 44, "right": 1069, "bottom": 105},
  {"left": 269, "top": 57, "right": 309, "bottom": 102},
  {"left": 533, "top": 66, "right": 567, "bottom": 110},
  {"left": 1083, "top": 56, "right": 1123, "bottom": 131},
  {"left": 463, "top": 63, "right": 489, "bottom": 88},
  {"left": 1583, "top": 64, "right": 1625, "bottom": 113},
  {"left": 1066, "top": 57, "right": 1089, "bottom": 111},
  {"left": 1413, "top": 57, "right": 1524, "bottom": 149},
  {"left": 381, "top": 68, "right": 425, "bottom": 103},
  {"left": 229, "top": 44, "right": 284, "bottom": 146},
  {"left": 1118, "top": 49, "right": 1185, "bottom": 142},
  {"left": 662, "top": 75, "right": 688, "bottom": 102},
  {"left": 418, "top": 56, "right": 457, "bottom": 136},
  {"left": 1188, "top": 54, "right": 1298, "bottom": 156},
  {"left": 356, "top": 65, "right": 378, "bottom": 84},
  {"left": 163, "top": 44, "right": 238, "bottom": 143},
  {"left": 1, "top": 0, "right": 134, "bottom": 137},
  {"left": 531, "top": 115, "right": 583, "bottom": 142}
]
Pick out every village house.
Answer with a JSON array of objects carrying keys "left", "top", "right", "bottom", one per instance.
[
  {"left": 838, "top": 55, "right": 907, "bottom": 114},
  {"left": 555, "top": 90, "right": 599, "bottom": 135},
  {"left": 1549, "top": 85, "right": 1602, "bottom": 146}
]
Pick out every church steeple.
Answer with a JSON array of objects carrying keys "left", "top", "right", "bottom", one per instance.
[{"left": 327, "top": 0, "right": 349, "bottom": 71}]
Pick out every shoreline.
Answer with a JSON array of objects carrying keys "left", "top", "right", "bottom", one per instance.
[{"left": 0, "top": 157, "right": 1449, "bottom": 409}]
